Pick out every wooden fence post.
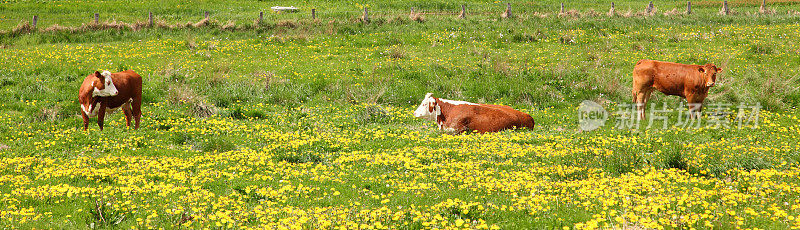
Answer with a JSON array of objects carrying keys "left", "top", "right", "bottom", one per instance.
[
  {"left": 362, "top": 7, "right": 369, "bottom": 22},
  {"left": 687, "top": 1, "right": 692, "bottom": 15},
  {"left": 560, "top": 3, "right": 565, "bottom": 14},
  {"left": 722, "top": 0, "right": 730, "bottom": 15},
  {"left": 32, "top": 15, "right": 38, "bottom": 28},
  {"left": 205, "top": 11, "right": 209, "bottom": 19},
  {"left": 502, "top": 3, "right": 512, "bottom": 18},
  {"left": 646, "top": 1, "right": 654, "bottom": 14},
  {"left": 759, "top": 0, "right": 767, "bottom": 13},
  {"left": 609, "top": 2, "right": 615, "bottom": 16},
  {"left": 258, "top": 11, "right": 263, "bottom": 24},
  {"left": 312, "top": 9, "right": 316, "bottom": 19},
  {"left": 148, "top": 12, "right": 153, "bottom": 27},
  {"left": 94, "top": 13, "right": 99, "bottom": 24},
  {"left": 410, "top": 7, "right": 415, "bottom": 18},
  {"left": 458, "top": 5, "right": 466, "bottom": 19}
]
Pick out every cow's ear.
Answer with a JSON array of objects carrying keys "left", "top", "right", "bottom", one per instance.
[
  {"left": 94, "top": 71, "right": 103, "bottom": 78},
  {"left": 716, "top": 67, "right": 723, "bottom": 72},
  {"left": 698, "top": 67, "right": 705, "bottom": 73}
]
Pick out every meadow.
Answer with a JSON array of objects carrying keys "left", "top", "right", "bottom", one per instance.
[{"left": 2, "top": 0, "right": 800, "bottom": 229}]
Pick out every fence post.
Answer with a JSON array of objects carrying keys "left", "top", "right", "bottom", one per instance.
[
  {"left": 32, "top": 15, "right": 38, "bottom": 28},
  {"left": 258, "top": 11, "right": 263, "bottom": 24},
  {"left": 94, "top": 13, "right": 99, "bottom": 24},
  {"left": 646, "top": 1, "right": 654, "bottom": 14},
  {"left": 502, "top": 3, "right": 512, "bottom": 18},
  {"left": 722, "top": 0, "right": 729, "bottom": 15},
  {"left": 312, "top": 9, "right": 316, "bottom": 19},
  {"left": 609, "top": 2, "right": 615, "bottom": 16},
  {"left": 205, "top": 11, "right": 209, "bottom": 19},
  {"left": 759, "top": 0, "right": 766, "bottom": 13},
  {"left": 687, "top": 1, "right": 692, "bottom": 15},
  {"left": 362, "top": 7, "right": 369, "bottom": 22},
  {"left": 560, "top": 3, "right": 565, "bottom": 14},
  {"left": 148, "top": 12, "right": 153, "bottom": 27},
  {"left": 458, "top": 5, "right": 466, "bottom": 19},
  {"left": 410, "top": 7, "right": 414, "bottom": 18}
]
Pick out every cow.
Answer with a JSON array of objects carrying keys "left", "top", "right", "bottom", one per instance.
[
  {"left": 78, "top": 70, "right": 142, "bottom": 131},
  {"left": 413, "top": 93, "right": 535, "bottom": 134},
  {"left": 632, "top": 60, "right": 721, "bottom": 120}
]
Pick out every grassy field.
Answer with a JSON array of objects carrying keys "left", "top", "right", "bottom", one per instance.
[{"left": 2, "top": 0, "right": 800, "bottom": 229}]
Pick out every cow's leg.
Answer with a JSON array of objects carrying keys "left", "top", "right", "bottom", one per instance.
[
  {"left": 442, "top": 117, "right": 468, "bottom": 134},
  {"left": 96, "top": 105, "right": 107, "bottom": 131},
  {"left": 687, "top": 103, "right": 700, "bottom": 120},
  {"left": 642, "top": 89, "right": 653, "bottom": 120},
  {"left": 132, "top": 97, "right": 142, "bottom": 130},
  {"left": 122, "top": 102, "right": 133, "bottom": 128},
  {"left": 459, "top": 117, "right": 478, "bottom": 134},
  {"left": 81, "top": 112, "right": 90, "bottom": 131},
  {"left": 632, "top": 69, "right": 655, "bottom": 121},
  {"left": 634, "top": 88, "right": 652, "bottom": 120},
  {"left": 686, "top": 94, "right": 705, "bottom": 120},
  {"left": 442, "top": 123, "right": 463, "bottom": 134}
]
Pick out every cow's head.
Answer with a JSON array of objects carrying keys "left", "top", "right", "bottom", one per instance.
[
  {"left": 698, "top": 64, "right": 722, "bottom": 87},
  {"left": 413, "top": 93, "right": 439, "bottom": 121},
  {"left": 91, "top": 71, "right": 119, "bottom": 97}
]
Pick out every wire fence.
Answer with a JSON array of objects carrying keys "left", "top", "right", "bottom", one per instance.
[{"left": 2, "top": 1, "right": 798, "bottom": 31}]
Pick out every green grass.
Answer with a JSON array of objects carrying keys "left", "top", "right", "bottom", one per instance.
[{"left": 2, "top": 0, "right": 800, "bottom": 229}]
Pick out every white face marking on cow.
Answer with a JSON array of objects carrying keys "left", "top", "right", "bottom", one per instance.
[
  {"left": 101, "top": 71, "right": 112, "bottom": 78},
  {"left": 413, "top": 93, "right": 439, "bottom": 121},
  {"left": 93, "top": 71, "right": 119, "bottom": 97}
]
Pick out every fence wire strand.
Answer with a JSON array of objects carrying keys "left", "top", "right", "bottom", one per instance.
[{"left": 2, "top": 3, "right": 798, "bottom": 29}]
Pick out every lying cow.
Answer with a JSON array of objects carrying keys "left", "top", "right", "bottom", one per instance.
[
  {"left": 632, "top": 60, "right": 721, "bottom": 120},
  {"left": 79, "top": 70, "right": 143, "bottom": 131},
  {"left": 413, "top": 93, "right": 535, "bottom": 134}
]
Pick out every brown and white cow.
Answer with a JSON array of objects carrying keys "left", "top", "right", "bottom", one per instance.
[
  {"left": 79, "top": 70, "right": 142, "bottom": 131},
  {"left": 632, "top": 60, "right": 721, "bottom": 120},
  {"left": 413, "top": 93, "right": 535, "bottom": 134}
]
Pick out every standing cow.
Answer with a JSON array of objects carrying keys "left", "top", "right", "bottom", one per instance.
[
  {"left": 632, "top": 60, "right": 721, "bottom": 120},
  {"left": 413, "top": 93, "right": 535, "bottom": 134},
  {"left": 79, "top": 70, "right": 142, "bottom": 131}
]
